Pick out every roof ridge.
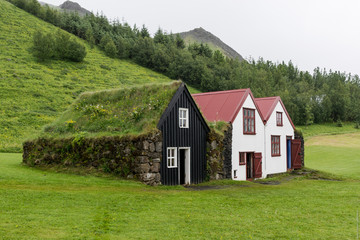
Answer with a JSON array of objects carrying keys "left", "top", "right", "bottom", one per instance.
[
  {"left": 255, "top": 96, "right": 279, "bottom": 101},
  {"left": 192, "top": 88, "right": 249, "bottom": 96}
]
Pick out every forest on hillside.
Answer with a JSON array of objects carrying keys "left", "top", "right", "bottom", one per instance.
[{"left": 7, "top": 0, "right": 360, "bottom": 126}]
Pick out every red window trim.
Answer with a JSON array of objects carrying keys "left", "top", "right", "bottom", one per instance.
[
  {"left": 239, "top": 152, "right": 246, "bottom": 165},
  {"left": 243, "top": 108, "right": 256, "bottom": 135},
  {"left": 271, "top": 135, "right": 281, "bottom": 157},
  {"left": 276, "top": 112, "right": 283, "bottom": 126}
]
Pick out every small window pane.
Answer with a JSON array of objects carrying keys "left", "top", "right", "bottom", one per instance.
[
  {"left": 244, "top": 109, "right": 255, "bottom": 134},
  {"left": 179, "top": 108, "right": 188, "bottom": 128}
]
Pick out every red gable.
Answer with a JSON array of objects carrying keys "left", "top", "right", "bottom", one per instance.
[
  {"left": 255, "top": 96, "right": 295, "bottom": 129},
  {"left": 192, "top": 88, "right": 261, "bottom": 123}
]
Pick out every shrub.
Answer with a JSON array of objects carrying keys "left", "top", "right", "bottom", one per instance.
[
  {"left": 31, "top": 30, "right": 86, "bottom": 62},
  {"left": 336, "top": 119, "right": 343, "bottom": 127},
  {"left": 61, "top": 38, "right": 87, "bottom": 62},
  {"left": 32, "top": 31, "right": 55, "bottom": 61}
]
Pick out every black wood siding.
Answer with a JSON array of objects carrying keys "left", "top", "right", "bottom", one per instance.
[{"left": 158, "top": 84, "right": 209, "bottom": 185}]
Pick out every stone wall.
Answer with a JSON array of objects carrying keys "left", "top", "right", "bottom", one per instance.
[
  {"left": 222, "top": 124, "right": 232, "bottom": 178},
  {"left": 206, "top": 124, "right": 232, "bottom": 180},
  {"left": 23, "top": 130, "right": 163, "bottom": 185}
]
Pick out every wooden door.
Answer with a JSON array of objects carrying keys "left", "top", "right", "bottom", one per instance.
[
  {"left": 291, "top": 139, "right": 302, "bottom": 169},
  {"left": 253, "top": 152, "right": 262, "bottom": 178},
  {"left": 286, "top": 137, "right": 292, "bottom": 169}
]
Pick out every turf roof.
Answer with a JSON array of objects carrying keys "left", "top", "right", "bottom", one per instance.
[{"left": 40, "top": 81, "right": 182, "bottom": 139}]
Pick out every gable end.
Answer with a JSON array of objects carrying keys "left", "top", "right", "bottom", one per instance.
[{"left": 157, "top": 83, "right": 210, "bottom": 132}]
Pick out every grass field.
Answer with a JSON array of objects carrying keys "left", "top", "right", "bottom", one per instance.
[
  {"left": 305, "top": 132, "right": 360, "bottom": 180},
  {"left": 297, "top": 122, "right": 360, "bottom": 139},
  {"left": 0, "top": 153, "right": 359, "bottom": 239},
  {"left": 0, "top": 1, "right": 175, "bottom": 152}
]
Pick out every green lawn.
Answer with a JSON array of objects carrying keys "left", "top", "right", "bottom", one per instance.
[
  {"left": 297, "top": 122, "right": 360, "bottom": 139},
  {"left": 305, "top": 133, "right": 360, "bottom": 180},
  {"left": 0, "top": 153, "right": 359, "bottom": 239}
]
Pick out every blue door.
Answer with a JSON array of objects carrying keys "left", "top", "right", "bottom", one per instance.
[{"left": 287, "top": 138, "right": 292, "bottom": 169}]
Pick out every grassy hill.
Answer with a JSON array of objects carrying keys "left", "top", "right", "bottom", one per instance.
[
  {"left": 179, "top": 27, "right": 244, "bottom": 61},
  {"left": 0, "top": 0, "right": 175, "bottom": 152}
]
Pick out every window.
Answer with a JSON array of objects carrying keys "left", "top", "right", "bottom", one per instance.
[
  {"left": 167, "top": 147, "right": 177, "bottom": 168},
  {"left": 276, "top": 112, "right": 283, "bottom": 126},
  {"left": 179, "top": 108, "right": 189, "bottom": 128},
  {"left": 243, "top": 108, "right": 255, "bottom": 134},
  {"left": 239, "top": 152, "right": 245, "bottom": 165},
  {"left": 271, "top": 136, "right": 280, "bottom": 156}
]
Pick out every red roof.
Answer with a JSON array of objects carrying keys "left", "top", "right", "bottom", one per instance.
[
  {"left": 255, "top": 96, "right": 295, "bottom": 129},
  {"left": 192, "top": 88, "right": 261, "bottom": 123}
]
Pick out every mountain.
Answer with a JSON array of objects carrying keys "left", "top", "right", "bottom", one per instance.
[
  {"left": 179, "top": 27, "right": 244, "bottom": 61},
  {"left": 0, "top": 0, "right": 172, "bottom": 152},
  {"left": 59, "top": 1, "right": 92, "bottom": 16},
  {"left": 40, "top": 0, "right": 92, "bottom": 16},
  {"left": 39, "top": 1, "right": 59, "bottom": 9}
]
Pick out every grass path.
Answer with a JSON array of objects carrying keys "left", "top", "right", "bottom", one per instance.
[{"left": 1, "top": 153, "right": 359, "bottom": 239}]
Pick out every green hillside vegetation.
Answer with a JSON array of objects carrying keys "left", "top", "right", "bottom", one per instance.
[
  {"left": 0, "top": 0, "right": 172, "bottom": 152},
  {"left": 41, "top": 82, "right": 181, "bottom": 139},
  {"left": 8, "top": 0, "right": 360, "bottom": 128}
]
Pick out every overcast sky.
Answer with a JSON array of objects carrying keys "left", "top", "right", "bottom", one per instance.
[{"left": 43, "top": 0, "right": 360, "bottom": 76}]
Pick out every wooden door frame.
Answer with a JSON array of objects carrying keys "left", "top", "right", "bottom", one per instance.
[
  {"left": 245, "top": 152, "right": 254, "bottom": 180},
  {"left": 178, "top": 147, "right": 191, "bottom": 185}
]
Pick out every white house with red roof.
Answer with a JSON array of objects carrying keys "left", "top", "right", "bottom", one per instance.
[
  {"left": 255, "top": 97, "right": 295, "bottom": 176},
  {"left": 193, "top": 89, "right": 265, "bottom": 180},
  {"left": 193, "top": 89, "right": 297, "bottom": 181}
]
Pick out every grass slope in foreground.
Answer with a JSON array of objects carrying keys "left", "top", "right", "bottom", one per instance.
[
  {"left": 0, "top": 0, "right": 172, "bottom": 152},
  {"left": 305, "top": 132, "right": 360, "bottom": 180},
  {"left": 0, "top": 153, "right": 359, "bottom": 239}
]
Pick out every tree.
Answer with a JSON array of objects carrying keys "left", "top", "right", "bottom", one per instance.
[
  {"left": 115, "top": 37, "right": 127, "bottom": 58},
  {"left": 32, "top": 31, "right": 55, "bottom": 61},
  {"left": 213, "top": 50, "right": 225, "bottom": 64},
  {"left": 104, "top": 39, "right": 117, "bottom": 58},
  {"left": 175, "top": 34, "right": 185, "bottom": 49},
  {"left": 154, "top": 28, "right": 168, "bottom": 45},
  {"left": 26, "top": 0, "right": 42, "bottom": 17},
  {"left": 85, "top": 29, "right": 95, "bottom": 48},
  {"left": 140, "top": 25, "right": 150, "bottom": 38}
]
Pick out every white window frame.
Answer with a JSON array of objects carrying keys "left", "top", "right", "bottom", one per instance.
[
  {"left": 179, "top": 108, "right": 189, "bottom": 128},
  {"left": 167, "top": 147, "right": 177, "bottom": 168}
]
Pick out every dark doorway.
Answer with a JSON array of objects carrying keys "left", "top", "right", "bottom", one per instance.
[
  {"left": 179, "top": 149, "right": 185, "bottom": 184},
  {"left": 246, "top": 152, "right": 253, "bottom": 179}
]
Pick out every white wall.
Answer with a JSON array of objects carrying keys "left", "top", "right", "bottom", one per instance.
[
  {"left": 263, "top": 102, "right": 294, "bottom": 177},
  {"left": 231, "top": 95, "right": 264, "bottom": 180}
]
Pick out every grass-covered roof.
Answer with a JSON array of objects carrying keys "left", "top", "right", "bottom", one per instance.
[{"left": 40, "top": 81, "right": 182, "bottom": 139}]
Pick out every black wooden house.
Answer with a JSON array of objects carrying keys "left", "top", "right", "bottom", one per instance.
[{"left": 157, "top": 83, "right": 210, "bottom": 185}]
